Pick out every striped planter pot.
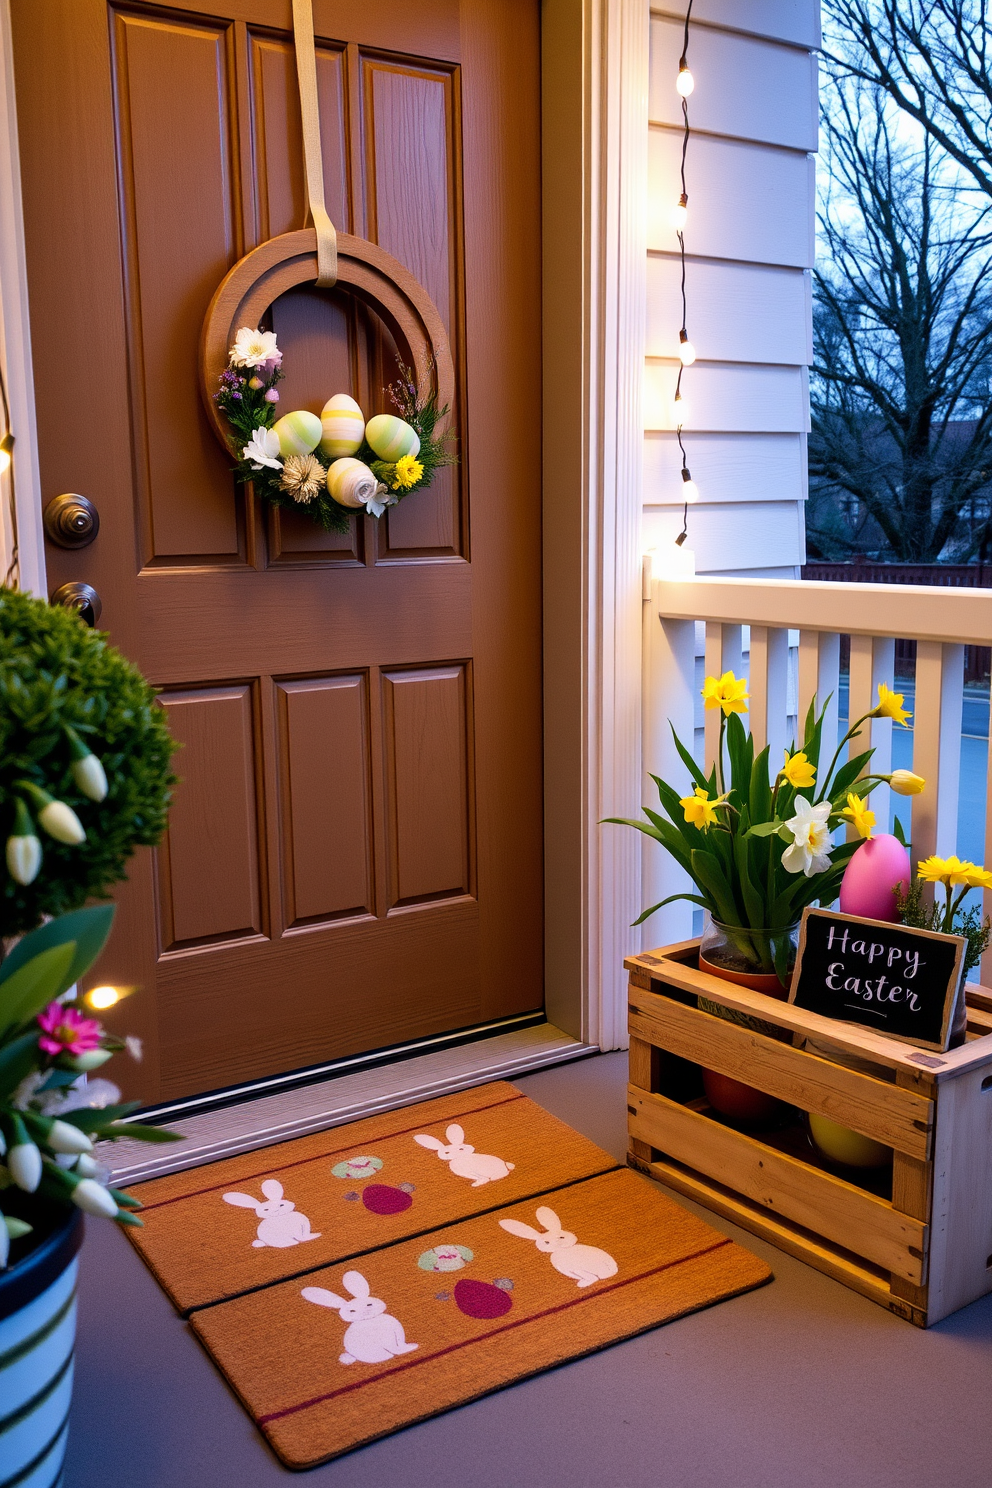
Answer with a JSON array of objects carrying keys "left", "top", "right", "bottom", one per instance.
[{"left": 0, "top": 1210, "right": 83, "bottom": 1488}]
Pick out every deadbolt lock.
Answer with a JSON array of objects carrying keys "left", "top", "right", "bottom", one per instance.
[{"left": 50, "top": 582, "right": 102, "bottom": 628}]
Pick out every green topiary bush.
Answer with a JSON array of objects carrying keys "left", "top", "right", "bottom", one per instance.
[{"left": 0, "top": 589, "right": 176, "bottom": 939}]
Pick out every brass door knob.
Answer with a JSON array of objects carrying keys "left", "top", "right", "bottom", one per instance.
[
  {"left": 50, "top": 582, "right": 102, "bottom": 627},
  {"left": 43, "top": 493, "right": 100, "bottom": 549}
]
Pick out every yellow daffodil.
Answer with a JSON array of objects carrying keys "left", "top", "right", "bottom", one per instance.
[
  {"left": 917, "top": 855, "right": 974, "bottom": 886},
  {"left": 841, "top": 792, "right": 875, "bottom": 840},
  {"left": 874, "top": 682, "right": 912, "bottom": 727},
  {"left": 679, "top": 786, "right": 728, "bottom": 829},
  {"left": 888, "top": 770, "right": 925, "bottom": 796},
  {"left": 701, "top": 671, "right": 749, "bottom": 717},
  {"left": 781, "top": 750, "right": 816, "bottom": 789},
  {"left": 392, "top": 454, "right": 424, "bottom": 490}
]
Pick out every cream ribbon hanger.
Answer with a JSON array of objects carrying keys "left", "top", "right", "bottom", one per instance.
[{"left": 292, "top": 0, "right": 338, "bottom": 287}]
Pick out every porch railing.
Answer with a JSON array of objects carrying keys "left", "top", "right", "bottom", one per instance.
[{"left": 642, "top": 573, "right": 992, "bottom": 982}]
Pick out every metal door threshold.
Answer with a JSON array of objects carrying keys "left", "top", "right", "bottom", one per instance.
[{"left": 103, "top": 1023, "right": 598, "bottom": 1184}]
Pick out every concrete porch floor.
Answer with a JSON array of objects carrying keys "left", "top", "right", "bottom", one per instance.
[{"left": 66, "top": 1051, "right": 992, "bottom": 1487}]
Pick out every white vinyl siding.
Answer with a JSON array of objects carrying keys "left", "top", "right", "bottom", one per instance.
[{"left": 646, "top": 3, "right": 819, "bottom": 576}]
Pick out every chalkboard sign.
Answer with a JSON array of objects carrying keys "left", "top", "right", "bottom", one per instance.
[{"left": 789, "top": 908, "right": 966, "bottom": 1052}]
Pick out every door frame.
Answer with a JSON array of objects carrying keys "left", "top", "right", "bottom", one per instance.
[{"left": 0, "top": 0, "right": 648, "bottom": 1054}]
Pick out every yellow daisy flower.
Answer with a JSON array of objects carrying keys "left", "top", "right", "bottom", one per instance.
[
  {"left": 701, "top": 671, "right": 749, "bottom": 717},
  {"left": 962, "top": 863, "right": 992, "bottom": 891},
  {"left": 917, "top": 855, "right": 973, "bottom": 886},
  {"left": 392, "top": 454, "right": 424, "bottom": 490},
  {"left": 874, "top": 683, "right": 912, "bottom": 727},
  {"left": 841, "top": 792, "right": 875, "bottom": 840},
  {"left": 781, "top": 750, "right": 816, "bottom": 789},
  {"left": 679, "top": 786, "right": 727, "bottom": 829}
]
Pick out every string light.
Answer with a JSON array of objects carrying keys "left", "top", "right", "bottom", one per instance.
[
  {"left": 0, "top": 433, "right": 12, "bottom": 476},
  {"left": 673, "top": 0, "right": 697, "bottom": 550}
]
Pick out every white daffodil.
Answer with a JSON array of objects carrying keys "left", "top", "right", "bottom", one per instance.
[
  {"left": 781, "top": 795, "right": 833, "bottom": 878},
  {"left": 243, "top": 426, "right": 283, "bottom": 471},
  {"left": 229, "top": 327, "right": 280, "bottom": 369},
  {"left": 365, "top": 482, "right": 396, "bottom": 519}
]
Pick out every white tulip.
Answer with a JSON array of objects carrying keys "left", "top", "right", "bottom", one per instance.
[
  {"left": 39, "top": 800, "right": 86, "bottom": 844},
  {"left": 0, "top": 1222, "right": 7, "bottom": 1270},
  {"left": 71, "top": 1179, "right": 118, "bottom": 1218},
  {"left": 47, "top": 1120, "right": 94, "bottom": 1155},
  {"left": 9, "top": 1142, "right": 42, "bottom": 1192},
  {"left": 71, "top": 752, "right": 108, "bottom": 802},
  {"left": 0, "top": 1130, "right": 6, "bottom": 1157},
  {"left": 73, "top": 1153, "right": 100, "bottom": 1179},
  {"left": 6, "top": 830, "right": 41, "bottom": 884}
]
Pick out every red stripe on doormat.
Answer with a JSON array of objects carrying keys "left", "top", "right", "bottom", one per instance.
[
  {"left": 257, "top": 1236, "right": 734, "bottom": 1425},
  {"left": 137, "top": 1093, "right": 526, "bottom": 1211}
]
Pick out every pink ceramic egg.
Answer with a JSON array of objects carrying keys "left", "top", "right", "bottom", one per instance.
[{"left": 838, "top": 833, "right": 911, "bottom": 921}]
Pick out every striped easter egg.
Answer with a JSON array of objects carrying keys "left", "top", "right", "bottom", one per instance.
[
  {"left": 320, "top": 394, "right": 365, "bottom": 459},
  {"left": 273, "top": 409, "right": 322, "bottom": 458},
  {"left": 365, "top": 414, "right": 420, "bottom": 462}
]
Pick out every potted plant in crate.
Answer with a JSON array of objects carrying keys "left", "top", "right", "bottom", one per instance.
[
  {"left": 0, "top": 588, "right": 177, "bottom": 1486},
  {"left": 608, "top": 670, "right": 920, "bottom": 1122}
]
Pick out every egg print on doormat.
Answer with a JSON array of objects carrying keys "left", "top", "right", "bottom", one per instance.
[
  {"left": 331, "top": 1155, "right": 384, "bottom": 1181},
  {"left": 418, "top": 1243, "right": 474, "bottom": 1273}
]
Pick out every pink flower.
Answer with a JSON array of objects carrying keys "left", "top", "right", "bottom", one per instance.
[
  {"left": 36, "top": 1003, "right": 103, "bottom": 1057},
  {"left": 264, "top": 389, "right": 279, "bottom": 403}
]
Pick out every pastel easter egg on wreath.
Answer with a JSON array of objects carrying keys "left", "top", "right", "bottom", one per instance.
[
  {"left": 453, "top": 1278, "right": 513, "bottom": 1319},
  {"left": 273, "top": 408, "right": 322, "bottom": 458},
  {"left": 838, "top": 832, "right": 911, "bottom": 922},
  {"left": 326, "top": 456, "right": 378, "bottom": 509},
  {"left": 320, "top": 393, "right": 365, "bottom": 459},
  {"left": 361, "top": 1184, "right": 413, "bottom": 1215},
  {"left": 365, "top": 413, "right": 420, "bottom": 463}
]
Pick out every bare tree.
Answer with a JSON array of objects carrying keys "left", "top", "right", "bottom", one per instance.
[
  {"left": 809, "top": 70, "right": 992, "bottom": 561},
  {"left": 823, "top": 1, "right": 992, "bottom": 199}
]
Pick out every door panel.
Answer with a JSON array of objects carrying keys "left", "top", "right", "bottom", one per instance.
[{"left": 12, "top": 0, "right": 543, "bottom": 1104}]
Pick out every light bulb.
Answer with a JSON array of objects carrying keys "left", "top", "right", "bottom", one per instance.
[
  {"left": 681, "top": 467, "right": 699, "bottom": 503},
  {"left": 87, "top": 985, "right": 120, "bottom": 1010},
  {"left": 676, "top": 63, "right": 694, "bottom": 97},
  {"left": 671, "top": 193, "right": 688, "bottom": 231},
  {"left": 678, "top": 329, "right": 696, "bottom": 366},
  {"left": 0, "top": 432, "right": 13, "bottom": 475},
  {"left": 673, "top": 392, "right": 689, "bottom": 426}
]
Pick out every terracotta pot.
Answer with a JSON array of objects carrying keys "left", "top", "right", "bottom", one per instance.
[{"left": 698, "top": 919, "right": 798, "bottom": 1127}]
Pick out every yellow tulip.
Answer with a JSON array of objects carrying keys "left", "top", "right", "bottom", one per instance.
[
  {"left": 701, "top": 671, "right": 749, "bottom": 717},
  {"left": 841, "top": 792, "right": 875, "bottom": 840},
  {"left": 781, "top": 750, "right": 816, "bottom": 789},
  {"left": 888, "top": 770, "right": 924, "bottom": 796},
  {"left": 874, "top": 683, "right": 912, "bottom": 727}
]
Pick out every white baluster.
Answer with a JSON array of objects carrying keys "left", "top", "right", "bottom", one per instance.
[
  {"left": 641, "top": 604, "right": 695, "bottom": 945},
  {"left": 913, "top": 642, "right": 963, "bottom": 866}
]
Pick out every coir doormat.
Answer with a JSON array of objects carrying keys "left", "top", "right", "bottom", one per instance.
[{"left": 127, "top": 1083, "right": 771, "bottom": 1468}]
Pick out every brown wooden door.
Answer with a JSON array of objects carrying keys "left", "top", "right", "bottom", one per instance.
[{"left": 11, "top": 0, "right": 543, "bottom": 1104}]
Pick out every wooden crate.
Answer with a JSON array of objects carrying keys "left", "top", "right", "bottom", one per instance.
[{"left": 625, "top": 939, "right": 992, "bottom": 1327}]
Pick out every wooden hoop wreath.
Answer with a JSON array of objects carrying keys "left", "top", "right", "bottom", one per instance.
[{"left": 199, "top": 228, "right": 455, "bottom": 455}]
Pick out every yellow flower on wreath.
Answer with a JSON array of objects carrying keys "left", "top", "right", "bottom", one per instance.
[
  {"left": 841, "top": 791, "right": 875, "bottom": 840},
  {"left": 781, "top": 750, "right": 816, "bottom": 789},
  {"left": 391, "top": 454, "right": 424, "bottom": 491},
  {"left": 874, "top": 682, "right": 912, "bottom": 727},
  {"left": 917, "top": 855, "right": 974, "bottom": 887},
  {"left": 679, "top": 786, "right": 729, "bottom": 829},
  {"left": 701, "top": 671, "right": 749, "bottom": 717}
]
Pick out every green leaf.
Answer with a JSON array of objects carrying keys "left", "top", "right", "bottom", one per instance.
[
  {"left": 602, "top": 815, "right": 665, "bottom": 845},
  {"left": 0, "top": 906, "right": 115, "bottom": 997},
  {"left": 667, "top": 726, "right": 711, "bottom": 793},
  {"left": 0, "top": 944, "right": 76, "bottom": 1036},
  {"left": 0, "top": 1030, "right": 44, "bottom": 1099},
  {"left": 747, "top": 820, "right": 784, "bottom": 838},
  {"left": 893, "top": 815, "right": 909, "bottom": 848},
  {"left": 113, "top": 1210, "right": 144, "bottom": 1228},
  {"left": 689, "top": 848, "right": 740, "bottom": 927},
  {"left": 724, "top": 712, "right": 753, "bottom": 800},
  {"left": 733, "top": 833, "right": 765, "bottom": 927},
  {"left": 748, "top": 744, "right": 772, "bottom": 824},
  {"left": 632, "top": 891, "right": 710, "bottom": 927},
  {"left": 829, "top": 749, "right": 875, "bottom": 803},
  {"left": 105, "top": 1122, "right": 182, "bottom": 1144},
  {"left": 58, "top": 1102, "right": 140, "bottom": 1132}
]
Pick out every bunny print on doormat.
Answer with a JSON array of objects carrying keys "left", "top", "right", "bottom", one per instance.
[
  {"left": 302, "top": 1270, "right": 419, "bottom": 1365},
  {"left": 222, "top": 1179, "right": 321, "bottom": 1249},
  {"left": 413, "top": 1124, "right": 514, "bottom": 1186},
  {"left": 499, "top": 1205, "right": 618, "bottom": 1287}
]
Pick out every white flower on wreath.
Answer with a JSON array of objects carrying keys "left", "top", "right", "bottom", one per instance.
[
  {"left": 229, "top": 327, "right": 281, "bottom": 369},
  {"left": 243, "top": 427, "right": 283, "bottom": 471},
  {"left": 365, "top": 482, "right": 396, "bottom": 519},
  {"left": 781, "top": 796, "right": 833, "bottom": 878}
]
